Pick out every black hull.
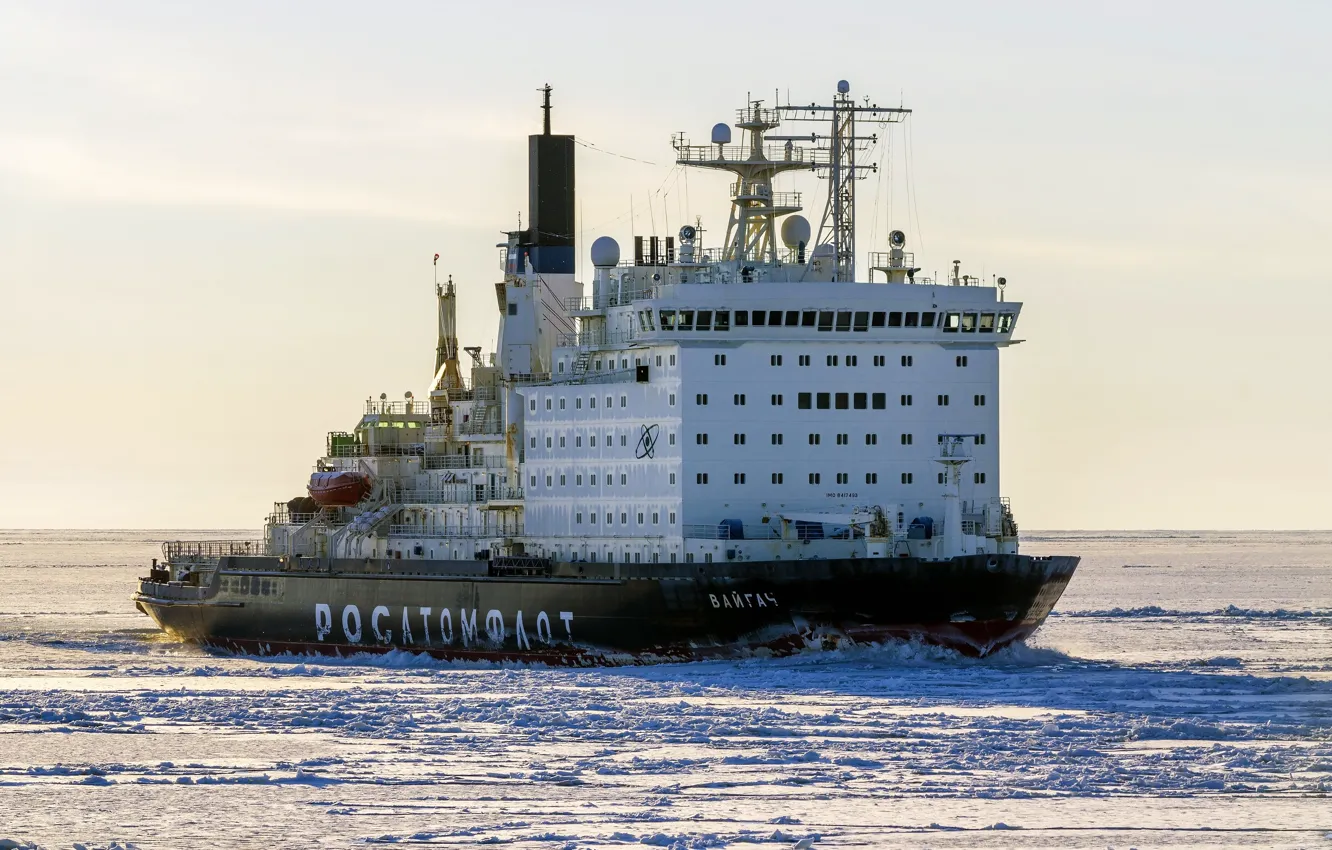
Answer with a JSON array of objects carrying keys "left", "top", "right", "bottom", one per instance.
[{"left": 135, "top": 553, "right": 1078, "bottom": 665}]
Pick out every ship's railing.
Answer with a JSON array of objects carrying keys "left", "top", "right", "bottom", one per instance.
[
  {"left": 556, "top": 328, "right": 637, "bottom": 348},
  {"left": 422, "top": 454, "right": 507, "bottom": 470},
  {"left": 327, "top": 443, "right": 426, "bottom": 458},
  {"left": 727, "top": 183, "right": 802, "bottom": 207},
  {"left": 163, "top": 539, "right": 268, "bottom": 561},
  {"left": 867, "top": 251, "right": 917, "bottom": 270},
  {"left": 505, "top": 372, "right": 552, "bottom": 386},
  {"left": 564, "top": 290, "right": 659, "bottom": 311},
  {"left": 675, "top": 143, "right": 830, "bottom": 166},
  {"left": 455, "top": 418, "right": 504, "bottom": 436},
  {"left": 387, "top": 524, "right": 516, "bottom": 538},
  {"left": 382, "top": 483, "right": 524, "bottom": 505},
  {"left": 363, "top": 400, "right": 430, "bottom": 416},
  {"left": 547, "top": 367, "right": 637, "bottom": 387}
]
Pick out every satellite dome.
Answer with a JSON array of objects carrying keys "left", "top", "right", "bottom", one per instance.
[
  {"left": 710, "top": 123, "right": 732, "bottom": 145},
  {"left": 780, "top": 215, "right": 811, "bottom": 249},
  {"left": 590, "top": 236, "right": 620, "bottom": 268},
  {"left": 837, "top": 79, "right": 850, "bottom": 94}
]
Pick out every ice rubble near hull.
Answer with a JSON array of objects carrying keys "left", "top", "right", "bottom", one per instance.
[{"left": 136, "top": 553, "right": 1077, "bottom": 664}]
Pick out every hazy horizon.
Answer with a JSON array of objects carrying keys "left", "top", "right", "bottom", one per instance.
[{"left": 3, "top": 1, "right": 1330, "bottom": 529}]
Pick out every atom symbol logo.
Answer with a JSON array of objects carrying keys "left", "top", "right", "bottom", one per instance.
[{"left": 635, "top": 423, "right": 660, "bottom": 459}]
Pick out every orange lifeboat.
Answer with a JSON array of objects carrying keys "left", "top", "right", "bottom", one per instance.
[{"left": 307, "top": 472, "right": 373, "bottom": 507}]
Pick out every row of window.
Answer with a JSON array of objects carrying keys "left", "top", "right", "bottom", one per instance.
[
  {"left": 640, "top": 308, "right": 1017, "bottom": 334},
  {"left": 558, "top": 352, "right": 676, "bottom": 375},
  {"left": 785, "top": 391, "right": 987, "bottom": 410},
  {"left": 706, "top": 432, "right": 986, "bottom": 447},
  {"left": 742, "top": 352, "right": 966, "bottom": 369},
  {"left": 574, "top": 510, "right": 677, "bottom": 525},
  {"left": 688, "top": 470, "right": 990, "bottom": 486},
  {"left": 532, "top": 471, "right": 680, "bottom": 487},
  {"left": 534, "top": 469, "right": 989, "bottom": 489},
  {"left": 536, "top": 394, "right": 634, "bottom": 412}
]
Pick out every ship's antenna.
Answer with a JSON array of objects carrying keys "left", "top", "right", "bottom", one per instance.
[{"left": 539, "top": 83, "right": 552, "bottom": 135}]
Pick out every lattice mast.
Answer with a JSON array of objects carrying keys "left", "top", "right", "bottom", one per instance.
[
  {"left": 779, "top": 81, "right": 911, "bottom": 281},
  {"left": 673, "top": 101, "right": 810, "bottom": 265}
]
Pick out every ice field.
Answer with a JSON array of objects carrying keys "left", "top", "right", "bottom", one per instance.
[{"left": 0, "top": 530, "right": 1328, "bottom": 848}]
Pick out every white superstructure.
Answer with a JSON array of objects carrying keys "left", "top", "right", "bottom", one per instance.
[{"left": 267, "top": 83, "right": 1025, "bottom": 569}]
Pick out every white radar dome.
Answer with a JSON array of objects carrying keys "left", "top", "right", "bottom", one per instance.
[
  {"left": 780, "top": 215, "right": 811, "bottom": 249},
  {"left": 590, "top": 236, "right": 620, "bottom": 268},
  {"left": 711, "top": 123, "right": 732, "bottom": 145}
]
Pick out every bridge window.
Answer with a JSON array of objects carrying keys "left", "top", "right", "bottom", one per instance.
[
  {"left": 660, "top": 309, "right": 675, "bottom": 329},
  {"left": 979, "top": 313, "right": 995, "bottom": 333},
  {"left": 818, "top": 311, "right": 834, "bottom": 332},
  {"left": 921, "top": 311, "right": 937, "bottom": 327},
  {"left": 785, "top": 310, "right": 800, "bottom": 326},
  {"left": 697, "top": 310, "right": 713, "bottom": 331},
  {"left": 872, "top": 311, "right": 886, "bottom": 327},
  {"left": 943, "top": 312, "right": 960, "bottom": 332},
  {"left": 961, "top": 312, "right": 978, "bottom": 332},
  {"left": 715, "top": 310, "right": 730, "bottom": 330},
  {"left": 735, "top": 310, "right": 749, "bottom": 326},
  {"left": 888, "top": 311, "right": 903, "bottom": 327},
  {"left": 998, "top": 313, "right": 1014, "bottom": 333},
  {"left": 836, "top": 310, "right": 852, "bottom": 331},
  {"left": 678, "top": 310, "right": 694, "bottom": 331},
  {"left": 904, "top": 312, "right": 919, "bottom": 327},
  {"left": 853, "top": 311, "right": 869, "bottom": 332},
  {"left": 802, "top": 310, "right": 817, "bottom": 327}
]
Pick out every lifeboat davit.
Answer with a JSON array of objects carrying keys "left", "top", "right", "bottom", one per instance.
[{"left": 307, "top": 472, "right": 373, "bottom": 507}]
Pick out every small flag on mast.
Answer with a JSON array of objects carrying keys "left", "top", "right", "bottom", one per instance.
[{"left": 433, "top": 253, "right": 439, "bottom": 265}]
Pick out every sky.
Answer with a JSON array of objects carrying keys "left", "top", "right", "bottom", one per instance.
[{"left": 2, "top": 1, "right": 1329, "bottom": 529}]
